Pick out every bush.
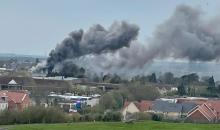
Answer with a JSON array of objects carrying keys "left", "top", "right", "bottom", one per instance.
[
  {"left": 0, "top": 110, "right": 20, "bottom": 125},
  {"left": 71, "top": 113, "right": 81, "bottom": 122},
  {"left": 102, "top": 111, "right": 121, "bottom": 122},
  {"left": 44, "top": 107, "right": 69, "bottom": 123},
  {"left": 92, "top": 113, "right": 103, "bottom": 121},
  {"left": 152, "top": 114, "right": 163, "bottom": 121},
  {"left": 0, "top": 106, "right": 70, "bottom": 125},
  {"left": 136, "top": 112, "right": 152, "bottom": 121}
]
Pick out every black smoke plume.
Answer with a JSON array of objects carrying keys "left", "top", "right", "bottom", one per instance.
[
  {"left": 45, "top": 4, "right": 220, "bottom": 77},
  {"left": 46, "top": 21, "right": 139, "bottom": 75}
]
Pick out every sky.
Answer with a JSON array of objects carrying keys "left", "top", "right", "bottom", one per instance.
[{"left": 0, "top": 0, "right": 219, "bottom": 56}]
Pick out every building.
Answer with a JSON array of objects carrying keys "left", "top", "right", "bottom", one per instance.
[
  {"left": 151, "top": 100, "right": 183, "bottom": 119},
  {"left": 0, "top": 79, "right": 22, "bottom": 90},
  {"left": 122, "top": 100, "right": 152, "bottom": 120},
  {"left": 180, "top": 102, "right": 197, "bottom": 117},
  {"left": 0, "top": 90, "right": 31, "bottom": 111},
  {"left": 0, "top": 93, "right": 8, "bottom": 111},
  {"left": 186, "top": 103, "right": 217, "bottom": 123},
  {"left": 150, "top": 100, "right": 197, "bottom": 119},
  {"left": 207, "top": 100, "right": 220, "bottom": 121}
]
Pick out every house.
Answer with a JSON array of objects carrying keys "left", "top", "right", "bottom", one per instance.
[
  {"left": 186, "top": 103, "right": 217, "bottom": 123},
  {"left": 151, "top": 100, "right": 182, "bottom": 119},
  {"left": 207, "top": 100, "right": 220, "bottom": 121},
  {"left": 0, "top": 90, "right": 31, "bottom": 111},
  {"left": 0, "top": 93, "right": 8, "bottom": 111},
  {"left": 181, "top": 102, "right": 198, "bottom": 117},
  {"left": 122, "top": 100, "right": 152, "bottom": 120},
  {"left": 0, "top": 79, "right": 22, "bottom": 90}
]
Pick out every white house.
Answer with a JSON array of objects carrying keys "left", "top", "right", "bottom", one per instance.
[
  {"left": 122, "top": 102, "right": 140, "bottom": 120},
  {"left": 0, "top": 95, "right": 8, "bottom": 111},
  {"left": 122, "top": 101, "right": 152, "bottom": 120}
]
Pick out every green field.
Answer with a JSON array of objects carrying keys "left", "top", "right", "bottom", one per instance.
[{"left": 1, "top": 121, "right": 220, "bottom": 130}]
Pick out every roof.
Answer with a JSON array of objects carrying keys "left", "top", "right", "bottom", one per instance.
[
  {"left": 176, "top": 97, "right": 208, "bottom": 105},
  {"left": 207, "top": 100, "right": 220, "bottom": 118},
  {"left": 0, "top": 76, "right": 72, "bottom": 92},
  {"left": 8, "top": 79, "right": 17, "bottom": 85},
  {"left": 181, "top": 102, "right": 198, "bottom": 113},
  {"left": 152, "top": 100, "right": 182, "bottom": 113},
  {"left": 0, "top": 90, "right": 28, "bottom": 104},
  {"left": 0, "top": 76, "right": 35, "bottom": 86},
  {"left": 123, "top": 100, "right": 152, "bottom": 112},
  {"left": 137, "top": 100, "right": 152, "bottom": 112},
  {"left": 187, "top": 103, "right": 217, "bottom": 121}
]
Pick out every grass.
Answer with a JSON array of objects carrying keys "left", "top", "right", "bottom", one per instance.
[{"left": 2, "top": 121, "right": 220, "bottom": 130}]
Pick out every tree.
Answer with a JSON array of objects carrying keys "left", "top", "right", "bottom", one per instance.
[
  {"left": 149, "top": 73, "right": 157, "bottom": 83},
  {"left": 92, "top": 74, "right": 100, "bottom": 82},
  {"left": 188, "top": 86, "right": 196, "bottom": 96},
  {"left": 77, "top": 67, "right": 85, "bottom": 78},
  {"left": 159, "top": 72, "right": 174, "bottom": 84},
  {"left": 99, "top": 91, "right": 123, "bottom": 110},
  {"left": 208, "top": 76, "right": 215, "bottom": 91},
  {"left": 110, "top": 74, "right": 122, "bottom": 84},
  {"left": 103, "top": 73, "right": 112, "bottom": 83},
  {"left": 127, "top": 82, "right": 160, "bottom": 101},
  {"left": 181, "top": 73, "right": 199, "bottom": 85},
  {"left": 178, "top": 83, "right": 187, "bottom": 96}
]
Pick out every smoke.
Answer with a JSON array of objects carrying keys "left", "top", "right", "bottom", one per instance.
[
  {"left": 95, "top": 4, "right": 220, "bottom": 71},
  {"left": 46, "top": 21, "right": 139, "bottom": 74},
  {"left": 44, "top": 4, "right": 220, "bottom": 77},
  {"left": 148, "top": 5, "right": 220, "bottom": 61},
  {"left": 31, "top": 60, "right": 47, "bottom": 73}
]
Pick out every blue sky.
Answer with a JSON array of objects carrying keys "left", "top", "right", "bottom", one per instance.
[{"left": 0, "top": 0, "right": 219, "bottom": 56}]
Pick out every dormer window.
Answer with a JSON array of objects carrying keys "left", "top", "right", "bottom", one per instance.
[{"left": 1, "top": 97, "right": 6, "bottom": 101}]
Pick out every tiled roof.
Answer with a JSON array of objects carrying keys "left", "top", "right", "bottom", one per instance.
[
  {"left": 123, "top": 101, "right": 130, "bottom": 108},
  {"left": 123, "top": 100, "right": 152, "bottom": 112},
  {"left": 0, "top": 90, "right": 27, "bottom": 103},
  {"left": 200, "top": 104, "right": 216, "bottom": 120},
  {"left": 181, "top": 102, "right": 198, "bottom": 113},
  {"left": 177, "top": 98, "right": 207, "bottom": 105},
  {"left": 207, "top": 100, "right": 220, "bottom": 118},
  {"left": 152, "top": 100, "right": 182, "bottom": 113},
  {"left": 138, "top": 100, "right": 152, "bottom": 112},
  {"left": 187, "top": 103, "right": 217, "bottom": 122}
]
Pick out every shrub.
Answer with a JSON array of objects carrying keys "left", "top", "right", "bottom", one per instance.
[
  {"left": 136, "top": 112, "right": 152, "bottom": 121},
  {"left": 92, "top": 113, "right": 103, "bottom": 121},
  {"left": 102, "top": 111, "right": 121, "bottom": 122},
  {"left": 152, "top": 114, "right": 163, "bottom": 121},
  {"left": 71, "top": 113, "right": 81, "bottom": 122},
  {"left": 0, "top": 106, "right": 70, "bottom": 125}
]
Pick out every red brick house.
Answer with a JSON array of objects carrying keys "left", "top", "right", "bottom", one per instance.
[
  {"left": 0, "top": 90, "right": 31, "bottom": 111},
  {"left": 207, "top": 100, "right": 220, "bottom": 121},
  {"left": 186, "top": 103, "right": 217, "bottom": 123}
]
